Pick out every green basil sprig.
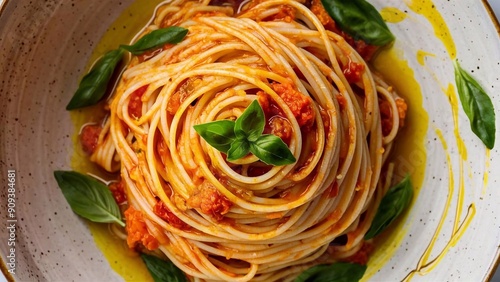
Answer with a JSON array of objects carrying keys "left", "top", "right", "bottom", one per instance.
[
  {"left": 66, "top": 26, "right": 188, "bottom": 110},
  {"left": 120, "top": 27, "right": 188, "bottom": 55},
  {"left": 320, "top": 0, "right": 394, "bottom": 46},
  {"left": 66, "top": 49, "right": 124, "bottom": 110},
  {"left": 365, "top": 175, "right": 413, "bottom": 240},
  {"left": 453, "top": 60, "right": 496, "bottom": 149},
  {"left": 53, "top": 170, "right": 125, "bottom": 227},
  {"left": 294, "top": 262, "right": 367, "bottom": 282},
  {"left": 193, "top": 100, "right": 296, "bottom": 166},
  {"left": 140, "top": 253, "right": 187, "bottom": 282}
]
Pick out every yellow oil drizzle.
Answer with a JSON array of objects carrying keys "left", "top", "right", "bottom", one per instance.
[
  {"left": 386, "top": 0, "right": 476, "bottom": 281},
  {"left": 364, "top": 47, "right": 429, "bottom": 280},
  {"left": 405, "top": 0, "right": 456, "bottom": 59},
  {"left": 402, "top": 69, "right": 474, "bottom": 282},
  {"left": 403, "top": 90, "right": 474, "bottom": 280},
  {"left": 482, "top": 149, "right": 491, "bottom": 195},
  {"left": 87, "top": 222, "right": 151, "bottom": 281},
  {"left": 87, "top": 0, "right": 163, "bottom": 62},
  {"left": 392, "top": 1, "right": 478, "bottom": 280},
  {"left": 404, "top": 205, "right": 475, "bottom": 279},
  {"left": 70, "top": 0, "right": 163, "bottom": 281},
  {"left": 444, "top": 84, "right": 467, "bottom": 233},
  {"left": 380, "top": 7, "right": 407, "bottom": 23},
  {"left": 416, "top": 50, "right": 435, "bottom": 66},
  {"left": 372, "top": 48, "right": 428, "bottom": 187},
  {"left": 445, "top": 84, "right": 468, "bottom": 161},
  {"left": 409, "top": 128, "right": 453, "bottom": 274}
]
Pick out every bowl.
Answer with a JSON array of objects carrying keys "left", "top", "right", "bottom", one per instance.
[{"left": 1, "top": 0, "right": 499, "bottom": 281}]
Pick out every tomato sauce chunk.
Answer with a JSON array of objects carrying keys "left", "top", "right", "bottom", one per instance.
[
  {"left": 270, "top": 82, "right": 315, "bottom": 128},
  {"left": 187, "top": 181, "right": 232, "bottom": 221},
  {"left": 153, "top": 200, "right": 189, "bottom": 230},
  {"left": 80, "top": 124, "right": 102, "bottom": 155},
  {"left": 124, "top": 206, "right": 159, "bottom": 251},
  {"left": 109, "top": 181, "right": 127, "bottom": 205},
  {"left": 343, "top": 59, "right": 365, "bottom": 84},
  {"left": 379, "top": 99, "right": 393, "bottom": 136},
  {"left": 128, "top": 85, "right": 148, "bottom": 119}
]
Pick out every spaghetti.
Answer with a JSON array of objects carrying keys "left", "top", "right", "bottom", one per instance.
[{"left": 83, "top": 0, "right": 408, "bottom": 280}]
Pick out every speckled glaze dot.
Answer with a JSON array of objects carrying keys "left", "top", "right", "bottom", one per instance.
[{"left": 0, "top": 0, "right": 500, "bottom": 281}]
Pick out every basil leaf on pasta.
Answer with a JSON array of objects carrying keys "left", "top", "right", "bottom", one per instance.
[
  {"left": 250, "top": 134, "right": 296, "bottom": 166},
  {"left": 227, "top": 138, "right": 250, "bottom": 161},
  {"left": 120, "top": 27, "right": 189, "bottom": 55},
  {"left": 365, "top": 175, "right": 413, "bottom": 239},
  {"left": 194, "top": 120, "right": 236, "bottom": 153},
  {"left": 321, "top": 0, "right": 394, "bottom": 46},
  {"left": 66, "top": 49, "right": 124, "bottom": 110},
  {"left": 195, "top": 100, "right": 296, "bottom": 166},
  {"left": 453, "top": 60, "right": 496, "bottom": 149},
  {"left": 141, "top": 253, "right": 187, "bottom": 282},
  {"left": 53, "top": 170, "right": 125, "bottom": 227},
  {"left": 234, "top": 100, "right": 265, "bottom": 141},
  {"left": 294, "top": 262, "right": 366, "bottom": 282}
]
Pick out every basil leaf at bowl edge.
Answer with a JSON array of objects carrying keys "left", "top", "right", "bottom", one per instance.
[
  {"left": 53, "top": 170, "right": 125, "bottom": 227},
  {"left": 141, "top": 253, "right": 187, "bottom": 282},
  {"left": 365, "top": 175, "right": 413, "bottom": 240},
  {"left": 321, "top": 0, "right": 395, "bottom": 46},
  {"left": 295, "top": 262, "right": 367, "bottom": 282},
  {"left": 120, "top": 26, "right": 188, "bottom": 55},
  {"left": 66, "top": 49, "right": 124, "bottom": 110},
  {"left": 453, "top": 60, "right": 496, "bottom": 149}
]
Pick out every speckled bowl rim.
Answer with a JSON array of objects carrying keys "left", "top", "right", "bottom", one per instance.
[{"left": 0, "top": 0, "right": 499, "bottom": 281}]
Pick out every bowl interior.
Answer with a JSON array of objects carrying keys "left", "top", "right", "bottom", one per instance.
[{"left": 1, "top": 0, "right": 500, "bottom": 281}]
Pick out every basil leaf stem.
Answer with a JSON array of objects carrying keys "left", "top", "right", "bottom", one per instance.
[
  {"left": 140, "top": 253, "right": 187, "bottom": 282},
  {"left": 365, "top": 175, "right": 413, "bottom": 239},
  {"left": 66, "top": 49, "right": 124, "bottom": 110},
  {"left": 53, "top": 170, "right": 125, "bottom": 227},
  {"left": 294, "top": 262, "right": 367, "bottom": 282},
  {"left": 194, "top": 100, "right": 296, "bottom": 166},
  {"left": 321, "top": 0, "right": 394, "bottom": 46},
  {"left": 453, "top": 60, "right": 496, "bottom": 149},
  {"left": 120, "top": 27, "right": 189, "bottom": 55}
]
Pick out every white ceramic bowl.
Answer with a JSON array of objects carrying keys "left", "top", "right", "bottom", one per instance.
[{"left": 1, "top": 0, "right": 499, "bottom": 281}]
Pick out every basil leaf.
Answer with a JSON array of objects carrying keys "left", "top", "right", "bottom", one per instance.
[
  {"left": 250, "top": 134, "right": 296, "bottom": 166},
  {"left": 66, "top": 49, "right": 124, "bottom": 110},
  {"left": 120, "top": 27, "right": 188, "bottom": 55},
  {"left": 194, "top": 120, "right": 236, "bottom": 153},
  {"left": 194, "top": 100, "right": 296, "bottom": 165},
  {"left": 294, "top": 262, "right": 366, "bottom": 282},
  {"left": 365, "top": 175, "right": 412, "bottom": 239},
  {"left": 53, "top": 170, "right": 125, "bottom": 227},
  {"left": 227, "top": 138, "right": 250, "bottom": 161},
  {"left": 141, "top": 253, "right": 187, "bottom": 282},
  {"left": 67, "top": 27, "right": 187, "bottom": 111},
  {"left": 234, "top": 100, "right": 266, "bottom": 141},
  {"left": 453, "top": 60, "right": 496, "bottom": 149},
  {"left": 321, "top": 0, "right": 394, "bottom": 46}
]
